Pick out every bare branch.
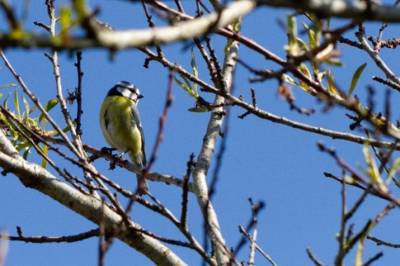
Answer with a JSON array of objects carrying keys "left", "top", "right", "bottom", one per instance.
[
  {"left": 180, "top": 154, "right": 194, "bottom": 227},
  {"left": 0, "top": 0, "right": 256, "bottom": 50},
  {"left": 0, "top": 129, "right": 187, "bottom": 265},
  {"left": 368, "top": 235, "right": 400, "bottom": 248},
  {"left": 142, "top": 71, "right": 174, "bottom": 193},
  {"left": 140, "top": 48, "right": 400, "bottom": 150},
  {"left": 239, "top": 226, "right": 277, "bottom": 266},
  {"left": 248, "top": 228, "right": 257, "bottom": 266},
  {"left": 0, "top": 229, "right": 8, "bottom": 266},
  {"left": 363, "top": 252, "right": 384, "bottom": 266},
  {"left": 0, "top": 50, "right": 81, "bottom": 158},
  {"left": 258, "top": 0, "right": 400, "bottom": 22},
  {"left": 356, "top": 24, "right": 400, "bottom": 85},
  {"left": 306, "top": 247, "right": 324, "bottom": 266},
  {"left": 4, "top": 228, "right": 99, "bottom": 243},
  {"left": 191, "top": 19, "right": 241, "bottom": 264},
  {"left": 74, "top": 51, "right": 84, "bottom": 137}
]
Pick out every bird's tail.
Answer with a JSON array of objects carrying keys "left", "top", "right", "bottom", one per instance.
[{"left": 129, "top": 151, "right": 148, "bottom": 194}]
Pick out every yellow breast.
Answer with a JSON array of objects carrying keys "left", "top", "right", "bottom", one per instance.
[{"left": 100, "top": 96, "right": 142, "bottom": 155}]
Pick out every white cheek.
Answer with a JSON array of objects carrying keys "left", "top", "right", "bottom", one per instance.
[
  {"left": 122, "top": 90, "right": 136, "bottom": 100},
  {"left": 117, "top": 87, "right": 126, "bottom": 96}
]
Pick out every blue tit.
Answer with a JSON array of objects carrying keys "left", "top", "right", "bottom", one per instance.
[{"left": 100, "top": 81, "right": 146, "bottom": 170}]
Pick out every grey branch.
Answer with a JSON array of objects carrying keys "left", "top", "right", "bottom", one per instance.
[
  {"left": 96, "top": 1, "right": 255, "bottom": 49},
  {"left": 239, "top": 225, "right": 277, "bottom": 266},
  {"left": 356, "top": 26, "right": 400, "bottom": 84},
  {"left": 258, "top": 0, "right": 400, "bottom": 22},
  {"left": 0, "top": 130, "right": 186, "bottom": 266},
  {"left": 248, "top": 228, "right": 257, "bottom": 266},
  {"left": 0, "top": 0, "right": 256, "bottom": 50},
  {"left": 141, "top": 47, "right": 400, "bottom": 150},
  {"left": 191, "top": 22, "right": 240, "bottom": 264}
]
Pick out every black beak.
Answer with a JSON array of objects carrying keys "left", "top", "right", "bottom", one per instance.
[{"left": 138, "top": 94, "right": 144, "bottom": 99}]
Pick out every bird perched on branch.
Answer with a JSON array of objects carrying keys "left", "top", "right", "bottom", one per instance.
[{"left": 100, "top": 81, "right": 147, "bottom": 192}]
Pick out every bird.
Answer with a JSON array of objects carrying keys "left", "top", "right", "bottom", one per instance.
[{"left": 99, "top": 81, "right": 147, "bottom": 189}]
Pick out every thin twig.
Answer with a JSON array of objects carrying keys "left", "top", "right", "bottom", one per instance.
[
  {"left": 46, "top": 0, "right": 83, "bottom": 154},
  {"left": 141, "top": 71, "right": 174, "bottom": 192},
  {"left": 140, "top": 48, "right": 400, "bottom": 150},
  {"left": 0, "top": 50, "right": 81, "bottom": 158},
  {"left": 74, "top": 51, "right": 84, "bottom": 137},
  {"left": 181, "top": 153, "right": 194, "bottom": 227},
  {"left": 233, "top": 199, "right": 265, "bottom": 256},
  {"left": 0, "top": 0, "right": 19, "bottom": 31},
  {"left": 356, "top": 24, "right": 400, "bottom": 85},
  {"left": 362, "top": 252, "right": 384, "bottom": 266},
  {"left": 209, "top": 102, "right": 230, "bottom": 199},
  {"left": 367, "top": 235, "right": 400, "bottom": 248},
  {"left": 5, "top": 227, "right": 99, "bottom": 243},
  {"left": 306, "top": 247, "right": 324, "bottom": 266},
  {"left": 239, "top": 226, "right": 277, "bottom": 266}
]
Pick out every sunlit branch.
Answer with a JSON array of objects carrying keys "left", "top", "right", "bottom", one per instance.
[
  {"left": 258, "top": 0, "right": 400, "bottom": 22},
  {"left": 0, "top": 0, "right": 256, "bottom": 50}
]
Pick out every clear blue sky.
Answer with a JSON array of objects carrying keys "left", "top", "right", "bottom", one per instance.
[{"left": 1, "top": 1, "right": 400, "bottom": 265}]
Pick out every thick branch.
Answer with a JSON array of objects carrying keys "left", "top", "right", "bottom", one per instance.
[
  {"left": 0, "top": 130, "right": 186, "bottom": 266},
  {"left": 258, "top": 0, "right": 400, "bottom": 22},
  {"left": 191, "top": 24, "right": 240, "bottom": 265},
  {"left": 0, "top": 0, "right": 255, "bottom": 50}
]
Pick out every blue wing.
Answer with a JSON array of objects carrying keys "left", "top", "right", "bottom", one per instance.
[{"left": 131, "top": 104, "right": 147, "bottom": 166}]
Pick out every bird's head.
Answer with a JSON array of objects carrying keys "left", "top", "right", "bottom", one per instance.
[{"left": 108, "top": 81, "right": 143, "bottom": 102}]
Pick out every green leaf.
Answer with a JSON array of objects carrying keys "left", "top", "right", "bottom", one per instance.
[
  {"left": 386, "top": 158, "right": 400, "bottom": 184},
  {"left": 22, "top": 147, "right": 30, "bottom": 159},
  {"left": 39, "top": 98, "right": 59, "bottom": 123},
  {"left": 324, "top": 59, "right": 342, "bottom": 67},
  {"left": 72, "top": 0, "right": 87, "bottom": 20},
  {"left": 188, "top": 97, "right": 211, "bottom": 113},
  {"left": 327, "top": 73, "right": 339, "bottom": 96},
  {"left": 282, "top": 74, "right": 297, "bottom": 86},
  {"left": 190, "top": 49, "right": 198, "bottom": 94},
  {"left": 13, "top": 90, "right": 20, "bottom": 117},
  {"left": 188, "top": 106, "right": 208, "bottom": 112},
  {"left": 2, "top": 94, "right": 9, "bottom": 108},
  {"left": 285, "top": 16, "right": 304, "bottom": 56},
  {"left": 298, "top": 63, "right": 312, "bottom": 92},
  {"left": 175, "top": 76, "right": 198, "bottom": 98},
  {"left": 16, "top": 141, "right": 31, "bottom": 152},
  {"left": 224, "top": 18, "right": 241, "bottom": 54},
  {"left": 304, "top": 20, "right": 321, "bottom": 49},
  {"left": 363, "top": 144, "right": 388, "bottom": 193},
  {"left": 60, "top": 6, "right": 72, "bottom": 38},
  {"left": 354, "top": 222, "right": 373, "bottom": 266},
  {"left": 63, "top": 124, "right": 71, "bottom": 133},
  {"left": 355, "top": 233, "right": 366, "bottom": 266},
  {"left": 41, "top": 145, "right": 49, "bottom": 168},
  {"left": 296, "top": 37, "right": 308, "bottom": 51},
  {"left": 348, "top": 63, "right": 367, "bottom": 96},
  {"left": 22, "top": 96, "right": 30, "bottom": 118},
  {"left": 287, "top": 16, "right": 297, "bottom": 47},
  {"left": 0, "top": 83, "right": 17, "bottom": 89},
  {"left": 304, "top": 23, "right": 317, "bottom": 49},
  {"left": 47, "top": 124, "right": 72, "bottom": 137}
]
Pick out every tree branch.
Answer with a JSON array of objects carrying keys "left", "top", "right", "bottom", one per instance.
[
  {"left": 191, "top": 19, "right": 241, "bottom": 265},
  {"left": 0, "top": 0, "right": 256, "bottom": 50},
  {"left": 0, "top": 129, "right": 187, "bottom": 266},
  {"left": 258, "top": 0, "right": 400, "bottom": 22}
]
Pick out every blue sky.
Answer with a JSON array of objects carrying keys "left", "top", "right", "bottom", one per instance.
[{"left": 1, "top": 1, "right": 400, "bottom": 265}]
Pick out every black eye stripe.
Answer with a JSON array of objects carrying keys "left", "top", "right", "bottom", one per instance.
[{"left": 107, "top": 83, "right": 141, "bottom": 98}]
